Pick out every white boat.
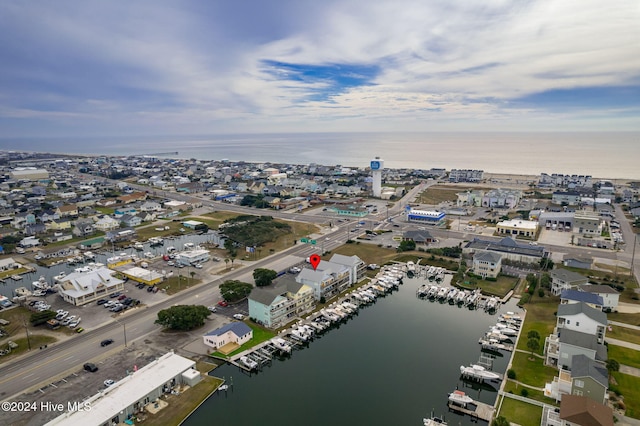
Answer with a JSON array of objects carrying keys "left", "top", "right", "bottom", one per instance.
[
  {"left": 424, "top": 415, "right": 447, "bottom": 426},
  {"left": 406, "top": 261, "right": 416, "bottom": 272},
  {"left": 448, "top": 390, "right": 473, "bottom": 406},
  {"left": 32, "top": 276, "right": 50, "bottom": 290},
  {"left": 447, "top": 288, "right": 458, "bottom": 301},
  {"left": 84, "top": 251, "right": 96, "bottom": 260},
  {"left": 239, "top": 356, "right": 258, "bottom": 370},
  {"left": 500, "top": 312, "right": 522, "bottom": 322},
  {"left": 33, "top": 289, "right": 47, "bottom": 297},
  {"left": 218, "top": 384, "right": 229, "bottom": 391},
  {"left": 183, "top": 242, "right": 195, "bottom": 250},
  {"left": 456, "top": 290, "right": 468, "bottom": 304},
  {"left": 133, "top": 242, "right": 144, "bottom": 251},
  {"left": 437, "top": 287, "right": 448, "bottom": 299},
  {"left": 427, "top": 285, "right": 439, "bottom": 298},
  {"left": 485, "top": 297, "right": 498, "bottom": 311},
  {"left": 493, "top": 323, "right": 517, "bottom": 335},
  {"left": 11, "top": 274, "right": 23, "bottom": 281},
  {"left": 14, "top": 287, "right": 32, "bottom": 297},
  {"left": 290, "top": 329, "right": 308, "bottom": 342},
  {"left": 272, "top": 338, "right": 293, "bottom": 353},
  {"left": 53, "top": 271, "right": 67, "bottom": 282},
  {"left": 460, "top": 364, "right": 501, "bottom": 381}
]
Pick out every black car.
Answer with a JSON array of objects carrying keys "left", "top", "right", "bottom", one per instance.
[
  {"left": 123, "top": 298, "right": 133, "bottom": 305},
  {"left": 96, "top": 299, "right": 108, "bottom": 305},
  {"left": 137, "top": 283, "right": 146, "bottom": 289},
  {"left": 83, "top": 363, "right": 98, "bottom": 372},
  {"left": 110, "top": 292, "right": 121, "bottom": 298},
  {"left": 100, "top": 339, "right": 114, "bottom": 347}
]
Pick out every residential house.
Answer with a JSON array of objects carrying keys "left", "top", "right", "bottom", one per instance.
[
  {"left": 328, "top": 253, "right": 366, "bottom": 284},
  {"left": 72, "top": 219, "right": 95, "bottom": 237},
  {"left": 202, "top": 322, "right": 253, "bottom": 350},
  {"left": 550, "top": 269, "right": 589, "bottom": 296},
  {"left": 46, "top": 218, "right": 73, "bottom": 231},
  {"left": 560, "top": 290, "right": 604, "bottom": 311},
  {"left": 94, "top": 215, "right": 120, "bottom": 231},
  {"left": 139, "top": 201, "right": 162, "bottom": 212},
  {"left": 19, "top": 236, "right": 41, "bottom": 248},
  {"left": 544, "top": 354, "right": 609, "bottom": 404},
  {"left": 56, "top": 203, "right": 78, "bottom": 218},
  {"left": 557, "top": 394, "right": 613, "bottom": 426},
  {"left": 562, "top": 258, "right": 593, "bottom": 270},
  {"left": 248, "top": 277, "right": 315, "bottom": 328},
  {"left": 296, "top": 260, "right": 352, "bottom": 302},
  {"left": 105, "top": 228, "right": 137, "bottom": 243},
  {"left": 119, "top": 214, "right": 142, "bottom": 228},
  {"left": 114, "top": 206, "right": 137, "bottom": 218},
  {"left": 578, "top": 284, "right": 620, "bottom": 311},
  {"left": 0, "top": 257, "right": 19, "bottom": 271},
  {"left": 545, "top": 328, "right": 607, "bottom": 370},
  {"left": 472, "top": 252, "right": 502, "bottom": 278},
  {"left": 556, "top": 302, "right": 607, "bottom": 343}
]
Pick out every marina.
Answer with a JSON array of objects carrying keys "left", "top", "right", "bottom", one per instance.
[{"left": 187, "top": 264, "right": 519, "bottom": 426}]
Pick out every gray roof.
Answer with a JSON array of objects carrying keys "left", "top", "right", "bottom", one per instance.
[
  {"left": 329, "top": 253, "right": 364, "bottom": 267},
  {"left": 473, "top": 251, "right": 502, "bottom": 263},
  {"left": 464, "top": 237, "right": 545, "bottom": 258},
  {"left": 560, "top": 289, "right": 604, "bottom": 306},
  {"left": 249, "top": 282, "right": 287, "bottom": 306},
  {"left": 403, "top": 230, "right": 433, "bottom": 242},
  {"left": 557, "top": 302, "right": 607, "bottom": 326},
  {"left": 559, "top": 329, "right": 608, "bottom": 361},
  {"left": 551, "top": 268, "right": 589, "bottom": 284},
  {"left": 205, "top": 322, "right": 252, "bottom": 338},
  {"left": 578, "top": 284, "right": 620, "bottom": 295},
  {"left": 571, "top": 354, "right": 608, "bottom": 388}
]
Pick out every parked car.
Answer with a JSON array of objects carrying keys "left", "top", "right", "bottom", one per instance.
[
  {"left": 110, "top": 292, "right": 121, "bottom": 298},
  {"left": 137, "top": 283, "right": 146, "bottom": 289},
  {"left": 123, "top": 298, "right": 133, "bottom": 305},
  {"left": 217, "top": 300, "right": 228, "bottom": 307},
  {"left": 100, "top": 339, "right": 114, "bottom": 347},
  {"left": 104, "top": 379, "right": 115, "bottom": 387},
  {"left": 84, "top": 363, "right": 98, "bottom": 372},
  {"left": 96, "top": 299, "right": 108, "bottom": 305},
  {"left": 207, "top": 306, "right": 217, "bottom": 313},
  {"left": 233, "top": 314, "right": 245, "bottom": 320}
]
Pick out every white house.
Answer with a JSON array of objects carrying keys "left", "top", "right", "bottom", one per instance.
[
  {"left": 550, "top": 269, "right": 589, "bottom": 296},
  {"left": 203, "top": 322, "right": 253, "bottom": 350},
  {"left": 556, "top": 302, "right": 607, "bottom": 343},
  {"left": 94, "top": 215, "right": 120, "bottom": 231},
  {"left": 578, "top": 284, "right": 620, "bottom": 311},
  {"left": 472, "top": 252, "right": 502, "bottom": 278}
]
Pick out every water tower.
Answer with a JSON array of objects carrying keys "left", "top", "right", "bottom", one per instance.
[{"left": 370, "top": 157, "right": 384, "bottom": 197}]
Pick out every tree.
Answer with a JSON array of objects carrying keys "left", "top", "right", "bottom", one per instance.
[
  {"left": 219, "top": 280, "right": 253, "bottom": 302},
  {"left": 253, "top": 268, "right": 277, "bottom": 287},
  {"left": 492, "top": 416, "right": 510, "bottom": 426},
  {"left": 606, "top": 359, "right": 620, "bottom": 373},
  {"left": 507, "top": 369, "right": 516, "bottom": 380},
  {"left": 397, "top": 240, "right": 416, "bottom": 252},
  {"left": 540, "top": 273, "right": 551, "bottom": 289},
  {"left": 527, "top": 330, "right": 540, "bottom": 341},
  {"left": 30, "top": 310, "right": 57, "bottom": 326},
  {"left": 539, "top": 257, "right": 554, "bottom": 270},
  {"left": 155, "top": 305, "right": 210, "bottom": 330},
  {"left": 527, "top": 337, "right": 540, "bottom": 356}
]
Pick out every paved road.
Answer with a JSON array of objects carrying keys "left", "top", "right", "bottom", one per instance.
[{"left": 0, "top": 222, "right": 353, "bottom": 402}]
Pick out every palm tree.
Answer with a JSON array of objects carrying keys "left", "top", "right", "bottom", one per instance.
[{"left": 224, "top": 258, "right": 230, "bottom": 269}]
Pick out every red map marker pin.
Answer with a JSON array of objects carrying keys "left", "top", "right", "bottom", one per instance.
[{"left": 309, "top": 254, "right": 321, "bottom": 271}]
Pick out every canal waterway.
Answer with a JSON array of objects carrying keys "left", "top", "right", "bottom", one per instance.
[{"left": 184, "top": 275, "right": 521, "bottom": 426}]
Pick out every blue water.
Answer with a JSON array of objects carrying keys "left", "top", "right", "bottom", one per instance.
[
  {"left": 1, "top": 131, "right": 638, "bottom": 179},
  {"left": 184, "top": 276, "right": 521, "bottom": 426}
]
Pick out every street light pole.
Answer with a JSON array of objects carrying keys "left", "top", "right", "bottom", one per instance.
[{"left": 23, "top": 319, "right": 31, "bottom": 351}]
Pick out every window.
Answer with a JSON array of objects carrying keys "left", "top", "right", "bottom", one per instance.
[
  {"left": 574, "top": 380, "right": 584, "bottom": 388},
  {"left": 576, "top": 322, "right": 580, "bottom": 327},
  {"left": 573, "top": 390, "right": 583, "bottom": 396}
]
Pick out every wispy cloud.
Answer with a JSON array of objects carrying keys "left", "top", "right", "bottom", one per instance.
[{"left": 0, "top": 0, "right": 638, "bottom": 136}]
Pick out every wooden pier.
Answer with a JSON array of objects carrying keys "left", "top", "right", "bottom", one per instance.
[{"left": 447, "top": 401, "right": 495, "bottom": 422}]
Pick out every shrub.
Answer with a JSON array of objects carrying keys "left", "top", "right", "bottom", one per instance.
[
  {"left": 507, "top": 369, "right": 516, "bottom": 380},
  {"left": 520, "top": 388, "right": 529, "bottom": 397}
]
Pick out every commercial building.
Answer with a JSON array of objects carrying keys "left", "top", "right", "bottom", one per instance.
[
  {"left": 449, "top": 169, "right": 483, "bottom": 183},
  {"left": 496, "top": 219, "right": 539, "bottom": 238},
  {"left": 58, "top": 266, "right": 125, "bottom": 306},
  {"left": 574, "top": 210, "right": 602, "bottom": 235},
  {"left": 405, "top": 208, "right": 446, "bottom": 226},
  {"left": 10, "top": 167, "right": 49, "bottom": 181},
  {"left": 45, "top": 352, "right": 201, "bottom": 426},
  {"left": 295, "top": 255, "right": 364, "bottom": 302},
  {"left": 463, "top": 237, "right": 548, "bottom": 265},
  {"left": 175, "top": 249, "right": 210, "bottom": 266}
]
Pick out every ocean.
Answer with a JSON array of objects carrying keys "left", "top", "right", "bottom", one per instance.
[{"left": 1, "top": 132, "right": 638, "bottom": 179}]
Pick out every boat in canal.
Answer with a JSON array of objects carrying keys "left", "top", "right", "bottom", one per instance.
[
  {"left": 423, "top": 414, "right": 447, "bottom": 426},
  {"left": 240, "top": 356, "right": 258, "bottom": 370},
  {"left": 460, "top": 364, "right": 501, "bottom": 381},
  {"left": 448, "top": 390, "right": 473, "bottom": 407}
]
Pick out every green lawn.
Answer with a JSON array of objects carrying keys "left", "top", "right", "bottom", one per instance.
[
  {"left": 211, "top": 322, "right": 275, "bottom": 358},
  {"left": 497, "top": 395, "right": 543, "bottom": 426},
  {"left": 327, "top": 243, "right": 398, "bottom": 267},
  {"left": 503, "top": 380, "right": 557, "bottom": 405},
  {"left": 457, "top": 275, "right": 519, "bottom": 298},
  {"left": 515, "top": 301, "right": 558, "bottom": 353},
  {"left": 611, "top": 372, "right": 640, "bottom": 419},
  {"left": 607, "top": 325, "right": 640, "bottom": 346},
  {"left": 608, "top": 344, "right": 640, "bottom": 369},
  {"left": 608, "top": 312, "right": 640, "bottom": 326},
  {"left": 510, "top": 351, "right": 558, "bottom": 387}
]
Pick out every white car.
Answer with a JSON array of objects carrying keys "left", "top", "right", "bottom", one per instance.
[
  {"left": 207, "top": 306, "right": 217, "bottom": 313},
  {"left": 104, "top": 379, "right": 115, "bottom": 387},
  {"left": 233, "top": 314, "right": 245, "bottom": 320},
  {"left": 194, "top": 263, "right": 203, "bottom": 269}
]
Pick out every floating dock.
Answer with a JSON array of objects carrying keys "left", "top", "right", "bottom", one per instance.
[{"left": 447, "top": 400, "right": 495, "bottom": 422}]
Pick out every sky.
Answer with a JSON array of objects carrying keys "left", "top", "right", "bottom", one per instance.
[{"left": 0, "top": 0, "right": 639, "bottom": 137}]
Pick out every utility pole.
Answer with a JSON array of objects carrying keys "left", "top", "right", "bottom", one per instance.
[{"left": 23, "top": 319, "right": 31, "bottom": 351}]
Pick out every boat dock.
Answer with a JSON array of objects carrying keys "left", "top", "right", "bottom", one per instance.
[{"left": 447, "top": 400, "right": 495, "bottom": 422}]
